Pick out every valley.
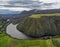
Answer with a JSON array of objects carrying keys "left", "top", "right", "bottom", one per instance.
[{"left": 1, "top": 9, "right": 60, "bottom": 47}]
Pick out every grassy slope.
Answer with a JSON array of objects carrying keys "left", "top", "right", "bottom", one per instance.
[
  {"left": 1, "top": 13, "right": 60, "bottom": 47},
  {"left": 17, "top": 13, "right": 60, "bottom": 37},
  {"left": 0, "top": 35, "right": 60, "bottom": 47}
]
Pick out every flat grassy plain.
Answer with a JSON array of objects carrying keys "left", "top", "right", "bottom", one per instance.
[{"left": 1, "top": 13, "right": 60, "bottom": 47}]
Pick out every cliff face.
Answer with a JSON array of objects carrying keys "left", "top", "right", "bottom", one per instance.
[{"left": 17, "top": 14, "right": 60, "bottom": 38}]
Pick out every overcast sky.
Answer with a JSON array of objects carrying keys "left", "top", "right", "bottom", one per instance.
[{"left": 0, "top": 0, "right": 60, "bottom": 11}]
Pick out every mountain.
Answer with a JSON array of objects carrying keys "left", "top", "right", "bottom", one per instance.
[
  {"left": 11, "top": 9, "right": 60, "bottom": 24},
  {"left": 0, "top": 9, "right": 21, "bottom": 14},
  {"left": 34, "top": 9, "right": 60, "bottom": 14},
  {"left": 2, "top": 9, "right": 60, "bottom": 24},
  {"left": 16, "top": 9, "right": 60, "bottom": 38},
  {"left": 10, "top": 10, "right": 35, "bottom": 24},
  {"left": 17, "top": 14, "right": 60, "bottom": 38},
  {"left": 1, "top": 8, "right": 60, "bottom": 14}
]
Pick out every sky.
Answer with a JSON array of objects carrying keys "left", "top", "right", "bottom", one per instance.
[{"left": 0, "top": 0, "right": 60, "bottom": 11}]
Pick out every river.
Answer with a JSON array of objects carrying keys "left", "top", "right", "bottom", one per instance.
[{"left": 6, "top": 23, "right": 32, "bottom": 39}]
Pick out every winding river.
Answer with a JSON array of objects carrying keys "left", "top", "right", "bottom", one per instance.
[{"left": 6, "top": 23, "right": 32, "bottom": 39}]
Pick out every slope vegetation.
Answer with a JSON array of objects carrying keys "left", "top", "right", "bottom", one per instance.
[{"left": 17, "top": 13, "right": 60, "bottom": 38}]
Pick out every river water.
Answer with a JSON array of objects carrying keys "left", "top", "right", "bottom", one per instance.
[{"left": 6, "top": 23, "right": 32, "bottom": 39}]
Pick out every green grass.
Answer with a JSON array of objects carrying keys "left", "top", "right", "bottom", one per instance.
[
  {"left": 0, "top": 35, "right": 60, "bottom": 47},
  {"left": 29, "top": 13, "right": 60, "bottom": 18}
]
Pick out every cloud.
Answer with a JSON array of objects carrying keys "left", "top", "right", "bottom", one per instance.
[
  {"left": 0, "top": 0, "right": 60, "bottom": 10},
  {"left": 0, "top": 0, "right": 42, "bottom": 8},
  {"left": 0, "top": 7, "right": 31, "bottom": 11},
  {"left": 40, "top": 0, "right": 60, "bottom": 3}
]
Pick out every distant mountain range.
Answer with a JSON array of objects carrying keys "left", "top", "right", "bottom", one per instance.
[
  {"left": 0, "top": 9, "right": 21, "bottom": 14},
  {"left": 34, "top": 9, "right": 60, "bottom": 14},
  {"left": 1, "top": 9, "right": 60, "bottom": 14}
]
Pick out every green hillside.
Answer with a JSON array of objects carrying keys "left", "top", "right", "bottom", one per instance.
[{"left": 17, "top": 13, "right": 60, "bottom": 38}]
